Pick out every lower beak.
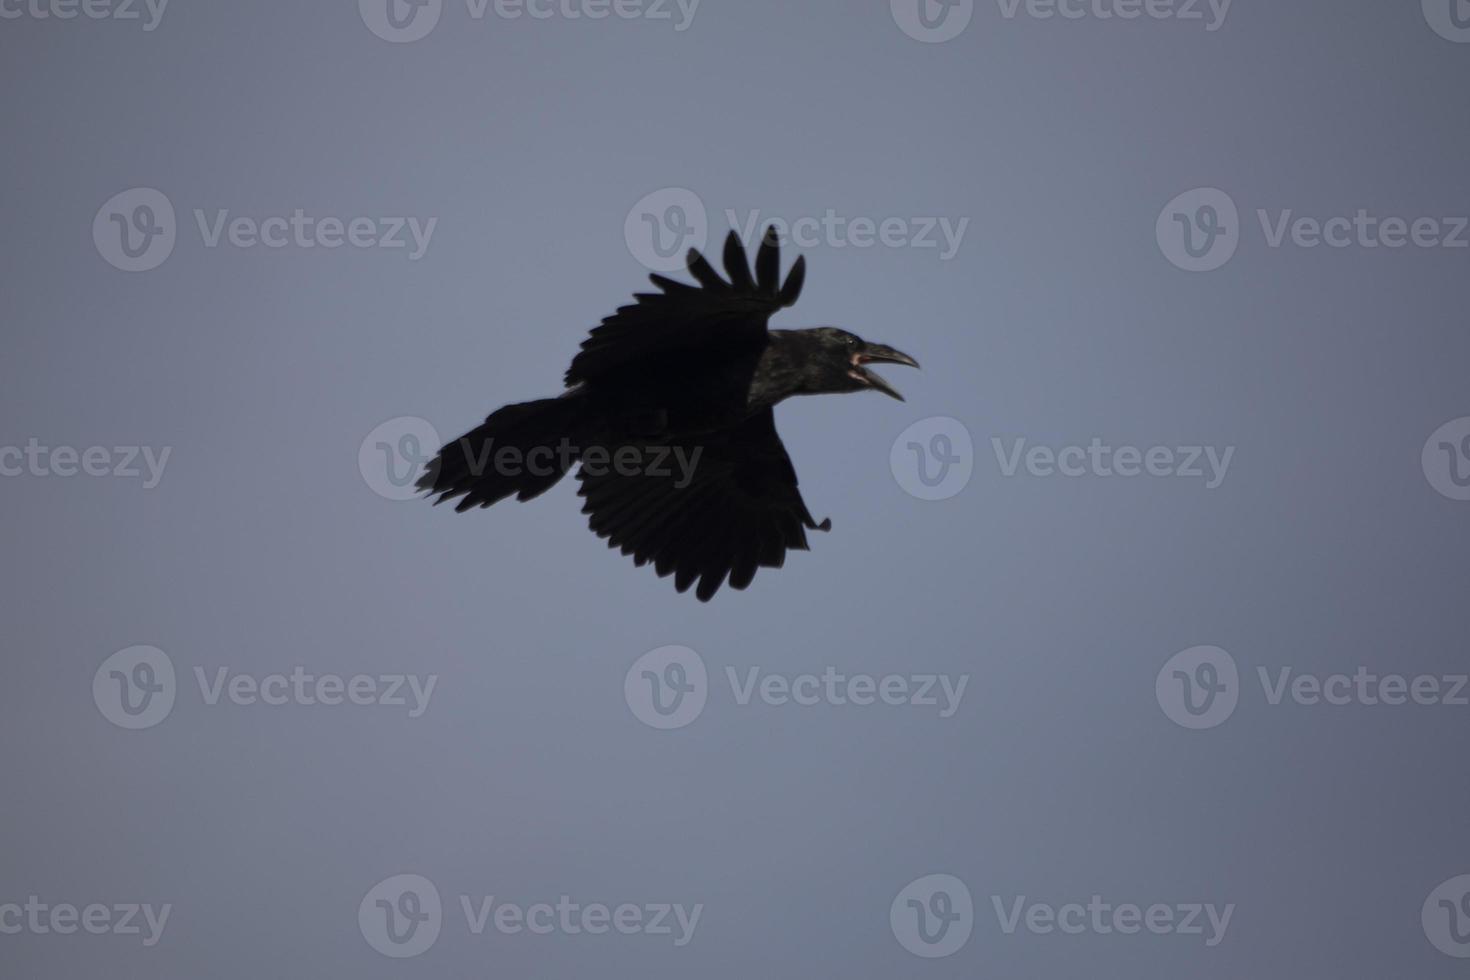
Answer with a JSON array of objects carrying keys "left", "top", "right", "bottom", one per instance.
[{"left": 854, "top": 344, "right": 921, "bottom": 401}]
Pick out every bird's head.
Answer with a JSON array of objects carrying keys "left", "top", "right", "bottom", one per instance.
[{"left": 780, "top": 327, "right": 921, "bottom": 401}]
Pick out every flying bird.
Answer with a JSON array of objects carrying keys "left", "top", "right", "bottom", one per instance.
[{"left": 418, "top": 227, "right": 919, "bottom": 600}]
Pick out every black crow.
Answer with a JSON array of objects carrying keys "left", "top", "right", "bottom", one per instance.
[{"left": 418, "top": 227, "right": 919, "bottom": 600}]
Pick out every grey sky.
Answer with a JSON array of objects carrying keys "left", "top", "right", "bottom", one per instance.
[{"left": 3, "top": 1, "right": 1469, "bottom": 977}]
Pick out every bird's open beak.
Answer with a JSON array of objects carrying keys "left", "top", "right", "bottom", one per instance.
[{"left": 851, "top": 343, "right": 921, "bottom": 401}]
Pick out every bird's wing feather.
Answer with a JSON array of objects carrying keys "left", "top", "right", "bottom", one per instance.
[
  {"left": 564, "top": 228, "right": 806, "bottom": 387},
  {"left": 576, "top": 407, "right": 830, "bottom": 601}
]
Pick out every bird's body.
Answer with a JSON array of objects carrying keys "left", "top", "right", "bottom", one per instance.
[{"left": 419, "top": 228, "right": 918, "bottom": 601}]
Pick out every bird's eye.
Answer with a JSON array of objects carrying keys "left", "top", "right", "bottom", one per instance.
[{"left": 844, "top": 335, "right": 858, "bottom": 347}]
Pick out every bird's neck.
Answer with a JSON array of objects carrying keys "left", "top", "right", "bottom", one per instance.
[{"left": 748, "top": 330, "right": 818, "bottom": 409}]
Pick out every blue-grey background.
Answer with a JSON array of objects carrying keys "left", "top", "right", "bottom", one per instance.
[{"left": 3, "top": 0, "right": 1469, "bottom": 976}]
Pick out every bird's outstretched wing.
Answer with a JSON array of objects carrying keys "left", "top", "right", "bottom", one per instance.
[
  {"left": 564, "top": 227, "right": 806, "bottom": 387},
  {"left": 576, "top": 407, "right": 830, "bottom": 601}
]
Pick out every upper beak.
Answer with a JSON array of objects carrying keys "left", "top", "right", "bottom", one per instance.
[{"left": 853, "top": 343, "right": 921, "bottom": 401}]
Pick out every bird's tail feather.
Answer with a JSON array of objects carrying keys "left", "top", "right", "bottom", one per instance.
[{"left": 417, "top": 395, "right": 585, "bottom": 511}]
